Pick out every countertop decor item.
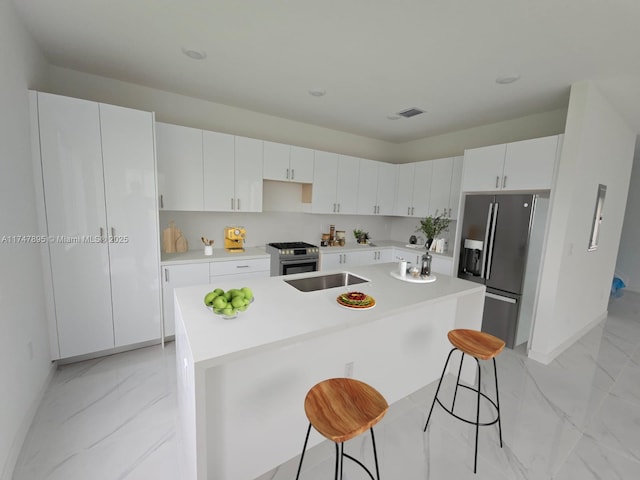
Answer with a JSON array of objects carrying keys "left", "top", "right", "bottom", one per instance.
[
  {"left": 416, "top": 214, "right": 450, "bottom": 248},
  {"left": 353, "top": 229, "right": 370, "bottom": 244}
]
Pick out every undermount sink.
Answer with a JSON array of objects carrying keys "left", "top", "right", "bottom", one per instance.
[{"left": 284, "top": 272, "right": 370, "bottom": 292}]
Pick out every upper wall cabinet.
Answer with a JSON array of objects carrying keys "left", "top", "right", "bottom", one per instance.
[
  {"left": 462, "top": 135, "right": 562, "bottom": 192},
  {"left": 311, "top": 152, "right": 359, "bottom": 214},
  {"left": 357, "top": 159, "right": 398, "bottom": 215},
  {"left": 156, "top": 123, "right": 203, "bottom": 211},
  {"left": 263, "top": 141, "right": 314, "bottom": 183},
  {"left": 393, "top": 160, "right": 433, "bottom": 217},
  {"left": 156, "top": 123, "right": 263, "bottom": 212}
]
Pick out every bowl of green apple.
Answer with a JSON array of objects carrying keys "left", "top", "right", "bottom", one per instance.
[{"left": 204, "top": 287, "right": 254, "bottom": 319}]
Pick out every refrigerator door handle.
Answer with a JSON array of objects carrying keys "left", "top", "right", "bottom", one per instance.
[
  {"left": 481, "top": 203, "right": 494, "bottom": 278},
  {"left": 485, "top": 292, "right": 517, "bottom": 303},
  {"left": 485, "top": 201, "right": 499, "bottom": 280}
]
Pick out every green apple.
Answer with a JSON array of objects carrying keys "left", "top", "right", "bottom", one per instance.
[
  {"left": 237, "top": 305, "right": 248, "bottom": 312},
  {"left": 241, "top": 287, "right": 253, "bottom": 301},
  {"left": 204, "top": 291, "right": 218, "bottom": 306},
  {"left": 224, "top": 291, "right": 232, "bottom": 301},
  {"left": 231, "top": 296, "right": 245, "bottom": 308},
  {"left": 222, "top": 307, "right": 234, "bottom": 316},
  {"left": 213, "top": 296, "right": 228, "bottom": 309},
  {"left": 213, "top": 288, "right": 224, "bottom": 296}
]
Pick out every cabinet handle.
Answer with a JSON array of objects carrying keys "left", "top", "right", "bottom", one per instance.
[
  {"left": 236, "top": 265, "right": 249, "bottom": 268},
  {"left": 160, "top": 194, "right": 164, "bottom": 209},
  {"left": 407, "top": 206, "right": 411, "bottom": 215},
  {"left": 333, "top": 203, "right": 337, "bottom": 213},
  {"left": 237, "top": 198, "right": 240, "bottom": 210},
  {"left": 291, "top": 168, "right": 295, "bottom": 180},
  {"left": 164, "top": 269, "right": 169, "bottom": 282},
  {"left": 496, "top": 176, "right": 500, "bottom": 188},
  {"left": 373, "top": 205, "right": 377, "bottom": 214},
  {"left": 99, "top": 227, "right": 105, "bottom": 242},
  {"left": 231, "top": 198, "right": 235, "bottom": 210},
  {"left": 343, "top": 254, "right": 347, "bottom": 263},
  {"left": 503, "top": 175, "right": 507, "bottom": 188},
  {"left": 338, "top": 203, "right": 341, "bottom": 213},
  {"left": 286, "top": 168, "right": 289, "bottom": 180},
  {"left": 449, "top": 208, "right": 452, "bottom": 217},
  {"left": 411, "top": 207, "right": 415, "bottom": 215}
]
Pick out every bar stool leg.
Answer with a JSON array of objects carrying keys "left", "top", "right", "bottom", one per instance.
[
  {"left": 295, "top": 423, "right": 313, "bottom": 480},
  {"left": 474, "top": 358, "right": 481, "bottom": 474},
  {"left": 493, "top": 358, "right": 503, "bottom": 448},
  {"left": 451, "top": 351, "right": 466, "bottom": 412},
  {"left": 335, "top": 443, "right": 342, "bottom": 480},
  {"left": 424, "top": 347, "right": 456, "bottom": 432},
  {"left": 371, "top": 427, "right": 381, "bottom": 480}
]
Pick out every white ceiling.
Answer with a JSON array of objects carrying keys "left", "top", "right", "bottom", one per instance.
[{"left": 12, "top": 0, "right": 640, "bottom": 143}]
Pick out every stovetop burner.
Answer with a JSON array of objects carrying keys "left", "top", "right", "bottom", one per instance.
[{"left": 268, "top": 242, "right": 317, "bottom": 249}]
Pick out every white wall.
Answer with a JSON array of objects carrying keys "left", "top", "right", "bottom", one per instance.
[
  {"left": 615, "top": 139, "right": 640, "bottom": 292},
  {"left": 0, "top": 1, "right": 52, "bottom": 478},
  {"left": 47, "top": 66, "right": 399, "bottom": 163},
  {"left": 529, "top": 81, "right": 636, "bottom": 364},
  {"left": 397, "top": 108, "right": 567, "bottom": 162}
]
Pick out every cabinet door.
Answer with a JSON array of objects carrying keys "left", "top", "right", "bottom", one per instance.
[
  {"left": 156, "top": 122, "right": 203, "bottom": 210},
  {"left": 428, "top": 157, "right": 454, "bottom": 217},
  {"left": 336, "top": 155, "right": 360, "bottom": 214},
  {"left": 162, "top": 263, "right": 210, "bottom": 337},
  {"left": 203, "top": 130, "right": 235, "bottom": 211},
  {"left": 502, "top": 135, "right": 559, "bottom": 190},
  {"left": 377, "top": 249, "right": 393, "bottom": 263},
  {"left": 394, "top": 163, "right": 415, "bottom": 216},
  {"left": 376, "top": 162, "right": 398, "bottom": 215},
  {"left": 431, "top": 256, "right": 454, "bottom": 276},
  {"left": 448, "top": 156, "right": 463, "bottom": 220},
  {"left": 312, "top": 150, "right": 339, "bottom": 213},
  {"left": 462, "top": 144, "right": 506, "bottom": 192},
  {"left": 289, "top": 146, "right": 314, "bottom": 183},
  {"left": 234, "top": 136, "right": 263, "bottom": 212},
  {"left": 100, "top": 104, "right": 161, "bottom": 347},
  {"left": 357, "top": 159, "right": 379, "bottom": 215},
  {"left": 263, "top": 141, "right": 290, "bottom": 181},
  {"left": 320, "top": 252, "right": 342, "bottom": 270},
  {"left": 37, "top": 92, "right": 114, "bottom": 358},
  {"left": 411, "top": 160, "right": 433, "bottom": 217}
]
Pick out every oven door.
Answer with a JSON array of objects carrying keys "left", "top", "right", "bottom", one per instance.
[{"left": 280, "top": 258, "right": 318, "bottom": 276}]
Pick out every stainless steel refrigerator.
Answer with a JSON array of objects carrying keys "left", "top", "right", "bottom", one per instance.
[{"left": 457, "top": 193, "right": 537, "bottom": 348}]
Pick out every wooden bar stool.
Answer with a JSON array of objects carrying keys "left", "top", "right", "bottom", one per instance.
[
  {"left": 423, "top": 329, "right": 505, "bottom": 473},
  {"left": 295, "top": 377, "right": 389, "bottom": 480}
]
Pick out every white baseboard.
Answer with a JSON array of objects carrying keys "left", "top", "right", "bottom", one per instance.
[
  {"left": 527, "top": 311, "right": 607, "bottom": 365},
  {"left": 1, "top": 361, "right": 57, "bottom": 480}
]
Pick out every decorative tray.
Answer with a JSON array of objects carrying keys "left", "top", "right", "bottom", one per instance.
[
  {"left": 390, "top": 271, "right": 436, "bottom": 283},
  {"left": 336, "top": 291, "right": 376, "bottom": 309}
]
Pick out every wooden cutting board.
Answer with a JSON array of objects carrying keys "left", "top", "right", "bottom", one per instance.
[
  {"left": 175, "top": 234, "right": 188, "bottom": 253},
  {"left": 162, "top": 221, "right": 179, "bottom": 253}
]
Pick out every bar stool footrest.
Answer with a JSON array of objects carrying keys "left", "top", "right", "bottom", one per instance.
[{"left": 435, "top": 383, "right": 500, "bottom": 427}]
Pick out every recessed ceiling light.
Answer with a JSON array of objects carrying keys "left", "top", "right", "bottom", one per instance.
[
  {"left": 181, "top": 48, "right": 207, "bottom": 60},
  {"left": 308, "top": 89, "right": 326, "bottom": 97},
  {"left": 397, "top": 107, "right": 425, "bottom": 118},
  {"left": 386, "top": 115, "right": 401, "bottom": 120},
  {"left": 496, "top": 74, "right": 520, "bottom": 84}
]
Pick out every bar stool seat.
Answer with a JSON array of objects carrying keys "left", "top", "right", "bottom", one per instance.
[
  {"left": 423, "top": 329, "right": 505, "bottom": 473},
  {"left": 296, "top": 377, "right": 388, "bottom": 480}
]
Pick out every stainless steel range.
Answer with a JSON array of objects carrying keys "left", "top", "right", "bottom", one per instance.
[{"left": 266, "top": 242, "right": 320, "bottom": 276}]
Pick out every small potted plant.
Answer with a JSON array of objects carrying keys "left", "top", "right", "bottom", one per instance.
[
  {"left": 416, "top": 214, "right": 450, "bottom": 249},
  {"left": 353, "top": 229, "right": 370, "bottom": 244}
]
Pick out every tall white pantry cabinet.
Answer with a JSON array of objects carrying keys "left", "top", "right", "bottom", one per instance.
[{"left": 30, "top": 91, "right": 162, "bottom": 360}]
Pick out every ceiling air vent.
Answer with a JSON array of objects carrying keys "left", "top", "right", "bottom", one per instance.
[{"left": 397, "top": 107, "right": 425, "bottom": 118}]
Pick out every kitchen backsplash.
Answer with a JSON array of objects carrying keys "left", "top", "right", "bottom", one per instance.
[{"left": 158, "top": 210, "right": 456, "bottom": 252}]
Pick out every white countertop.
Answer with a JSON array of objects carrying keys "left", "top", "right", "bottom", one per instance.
[
  {"left": 161, "top": 246, "right": 269, "bottom": 265},
  {"left": 161, "top": 240, "right": 453, "bottom": 266},
  {"left": 175, "top": 262, "right": 483, "bottom": 369}
]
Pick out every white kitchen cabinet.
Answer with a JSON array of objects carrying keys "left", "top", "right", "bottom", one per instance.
[
  {"left": 263, "top": 142, "right": 314, "bottom": 183},
  {"left": 209, "top": 258, "right": 270, "bottom": 282},
  {"left": 428, "top": 157, "right": 455, "bottom": 218},
  {"left": 312, "top": 152, "right": 359, "bottom": 214},
  {"left": 502, "top": 135, "right": 561, "bottom": 190},
  {"left": 33, "top": 92, "right": 161, "bottom": 359},
  {"left": 162, "top": 263, "right": 210, "bottom": 337},
  {"left": 203, "top": 133, "right": 263, "bottom": 212},
  {"left": 448, "top": 156, "right": 463, "bottom": 220},
  {"left": 462, "top": 135, "right": 561, "bottom": 192},
  {"left": 394, "top": 160, "right": 433, "bottom": 217},
  {"left": 357, "top": 160, "right": 398, "bottom": 215},
  {"left": 355, "top": 248, "right": 393, "bottom": 265},
  {"left": 156, "top": 122, "right": 203, "bottom": 211},
  {"left": 320, "top": 251, "right": 359, "bottom": 270}
]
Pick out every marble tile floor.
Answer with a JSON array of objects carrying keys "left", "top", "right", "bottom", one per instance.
[{"left": 13, "top": 291, "right": 640, "bottom": 480}]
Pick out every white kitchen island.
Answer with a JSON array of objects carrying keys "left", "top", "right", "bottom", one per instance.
[{"left": 174, "top": 262, "right": 485, "bottom": 480}]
